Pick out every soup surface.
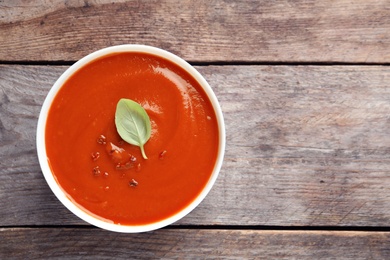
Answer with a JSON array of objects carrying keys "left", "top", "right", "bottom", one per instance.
[{"left": 45, "top": 52, "right": 219, "bottom": 225}]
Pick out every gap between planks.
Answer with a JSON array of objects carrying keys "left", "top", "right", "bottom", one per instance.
[
  {"left": 1, "top": 225, "right": 390, "bottom": 232},
  {"left": 0, "top": 60, "right": 390, "bottom": 67}
]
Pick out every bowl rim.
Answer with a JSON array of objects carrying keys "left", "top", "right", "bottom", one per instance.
[{"left": 36, "top": 44, "right": 226, "bottom": 233}]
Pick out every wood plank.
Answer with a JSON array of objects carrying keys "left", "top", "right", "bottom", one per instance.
[
  {"left": 0, "top": 0, "right": 389, "bottom": 63},
  {"left": 0, "top": 228, "right": 389, "bottom": 259},
  {"left": 1, "top": 65, "right": 390, "bottom": 226}
]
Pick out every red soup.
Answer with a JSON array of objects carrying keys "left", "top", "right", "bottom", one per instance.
[{"left": 45, "top": 52, "right": 219, "bottom": 225}]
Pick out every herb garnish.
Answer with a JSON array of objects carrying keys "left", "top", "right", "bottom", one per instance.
[{"left": 115, "top": 98, "right": 151, "bottom": 159}]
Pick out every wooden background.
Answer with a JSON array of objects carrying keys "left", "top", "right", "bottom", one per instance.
[{"left": 1, "top": 0, "right": 389, "bottom": 258}]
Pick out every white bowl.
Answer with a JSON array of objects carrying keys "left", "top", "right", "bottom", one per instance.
[{"left": 36, "top": 44, "right": 225, "bottom": 233}]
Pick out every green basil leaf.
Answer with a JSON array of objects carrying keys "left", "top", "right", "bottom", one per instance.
[{"left": 115, "top": 98, "right": 151, "bottom": 159}]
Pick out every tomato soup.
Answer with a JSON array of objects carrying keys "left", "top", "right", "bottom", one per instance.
[{"left": 45, "top": 52, "right": 219, "bottom": 225}]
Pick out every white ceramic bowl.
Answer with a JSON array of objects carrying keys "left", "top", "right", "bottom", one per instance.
[{"left": 36, "top": 44, "right": 225, "bottom": 233}]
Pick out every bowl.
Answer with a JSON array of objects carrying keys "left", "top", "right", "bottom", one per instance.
[{"left": 36, "top": 44, "right": 225, "bottom": 233}]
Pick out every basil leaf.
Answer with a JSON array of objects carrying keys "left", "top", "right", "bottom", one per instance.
[{"left": 115, "top": 98, "right": 151, "bottom": 159}]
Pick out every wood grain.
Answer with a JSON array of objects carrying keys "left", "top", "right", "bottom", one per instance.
[
  {"left": 1, "top": 65, "right": 390, "bottom": 226},
  {"left": 1, "top": 228, "right": 389, "bottom": 259},
  {"left": 0, "top": 0, "right": 389, "bottom": 63}
]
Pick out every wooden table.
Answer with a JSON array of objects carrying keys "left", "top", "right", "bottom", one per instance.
[{"left": 1, "top": 1, "right": 389, "bottom": 258}]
